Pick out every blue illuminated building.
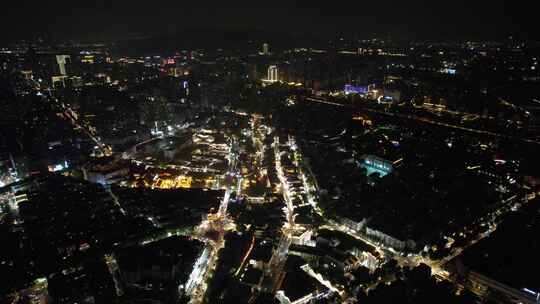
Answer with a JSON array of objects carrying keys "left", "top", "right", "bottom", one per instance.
[
  {"left": 344, "top": 84, "right": 368, "bottom": 95},
  {"left": 360, "top": 155, "right": 393, "bottom": 177},
  {"left": 441, "top": 68, "right": 457, "bottom": 75}
]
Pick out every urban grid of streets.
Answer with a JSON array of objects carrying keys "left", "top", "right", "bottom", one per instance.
[
  {"left": 159, "top": 110, "right": 537, "bottom": 303},
  {"left": 3, "top": 31, "right": 540, "bottom": 304},
  {"left": 56, "top": 93, "right": 537, "bottom": 303},
  {"left": 184, "top": 137, "right": 238, "bottom": 304}
]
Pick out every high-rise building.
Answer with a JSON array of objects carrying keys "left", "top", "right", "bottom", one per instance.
[
  {"left": 267, "top": 65, "right": 278, "bottom": 82},
  {"left": 55, "top": 55, "right": 70, "bottom": 76},
  {"left": 0, "top": 153, "right": 19, "bottom": 187}
]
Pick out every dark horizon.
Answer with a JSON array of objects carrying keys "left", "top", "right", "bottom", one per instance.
[{"left": 1, "top": 0, "right": 539, "bottom": 44}]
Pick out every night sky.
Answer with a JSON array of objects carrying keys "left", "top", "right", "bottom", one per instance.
[{"left": 1, "top": 0, "right": 538, "bottom": 42}]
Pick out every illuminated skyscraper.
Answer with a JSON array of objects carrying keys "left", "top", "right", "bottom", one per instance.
[
  {"left": 55, "top": 55, "right": 70, "bottom": 76},
  {"left": 262, "top": 43, "right": 269, "bottom": 55},
  {"left": 267, "top": 65, "right": 278, "bottom": 82}
]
